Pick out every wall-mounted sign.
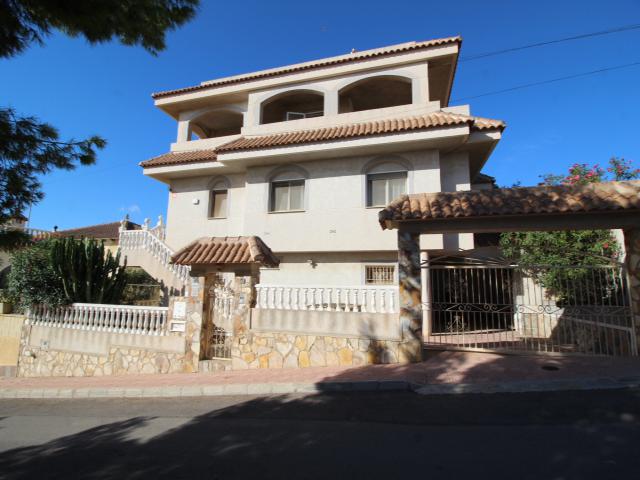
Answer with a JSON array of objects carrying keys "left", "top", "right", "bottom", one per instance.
[
  {"left": 173, "top": 301, "right": 186, "bottom": 319},
  {"left": 170, "top": 321, "right": 186, "bottom": 333},
  {"left": 191, "top": 280, "right": 200, "bottom": 297}
]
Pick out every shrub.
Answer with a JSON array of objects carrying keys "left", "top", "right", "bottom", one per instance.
[{"left": 7, "top": 240, "right": 65, "bottom": 311}]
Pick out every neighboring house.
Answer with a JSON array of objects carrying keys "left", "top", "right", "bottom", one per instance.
[
  {"left": 140, "top": 36, "right": 505, "bottom": 292},
  {"left": 56, "top": 220, "right": 141, "bottom": 257}
]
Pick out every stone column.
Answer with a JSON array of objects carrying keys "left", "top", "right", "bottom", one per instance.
[
  {"left": 421, "top": 251, "right": 432, "bottom": 339},
  {"left": 398, "top": 230, "right": 423, "bottom": 363},
  {"left": 623, "top": 228, "right": 640, "bottom": 352}
]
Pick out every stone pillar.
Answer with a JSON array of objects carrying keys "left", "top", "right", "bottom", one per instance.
[
  {"left": 398, "top": 230, "right": 423, "bottom": 363},
  {"left": 623, "top": 228, "right": 640, "bottom": 352},
  {"left": 421, "top": 251, "right": 432, "bottom": 339}
]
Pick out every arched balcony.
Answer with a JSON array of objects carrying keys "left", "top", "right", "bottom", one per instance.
[
  {"left": 260, "top": 90, "right": 324, "bottom": 125},
  {"left": 188, "top": 110, "right": 243, "bottom": 140},
  {"left": 338, "top": 76, "right": 412, "bottom": 114}
]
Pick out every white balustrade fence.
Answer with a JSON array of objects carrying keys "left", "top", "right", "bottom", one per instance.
[
  {"left": 255, "top": 285, "right": 398, "bottom": 314},
  {"left": 119, "top": 229, "right": 191, "bottom": 282},
  {"left": 0, "top": 225, "right": 51, "bottom": 240},
  {"left": 28, "top": 303, "right": 169, "bottom": 336}
]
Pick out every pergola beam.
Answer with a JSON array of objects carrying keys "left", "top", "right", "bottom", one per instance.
[{"left": 390, "top": 211, "right": 639, "bottom": 235}]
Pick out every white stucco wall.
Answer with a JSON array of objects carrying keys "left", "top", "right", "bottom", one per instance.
[
  {"left": 258, "top": 252, "right": 397, "bottom": 285},
  {"left": 165, "top": 149, "right": 445, "bottom": 253}
]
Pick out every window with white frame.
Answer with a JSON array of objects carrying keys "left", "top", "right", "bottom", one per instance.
[
  {"left": 366, "top": 171, "right": 407, "bottom": 207},
  {"left": 270, "top": 179, "right": 305, "bottom": 212},
  {"left": 365, "top": 265, "right": 396, "bottom": 285}
]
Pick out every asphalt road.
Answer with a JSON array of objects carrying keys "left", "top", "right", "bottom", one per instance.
[{"left": 1, "top": 388, "right": 640, "bottom": 479}]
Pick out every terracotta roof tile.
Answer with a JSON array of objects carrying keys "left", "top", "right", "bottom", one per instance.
[
  {"left": 171, "top": 236, "right": 279, "bottom": 267},
  {"left": 141, "top": 111, "right": 503, "bottom": 168},
  {"left": 56, "top": 221, "right": 140, "bottom": 239},
  {"left": 139, "top": 149, "right": 217, "bottom": 168},
  {"left": 379, "top": 181, "right": 640, "bottom": 229},
  {"left": 152, "top": 37, "right": 461, "bottom": 99},
  {"left": 216, "top": 112, "right": 504, "bottom": 153}
]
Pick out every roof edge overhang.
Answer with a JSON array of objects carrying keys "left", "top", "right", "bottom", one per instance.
[
  {"left": 381, "top": 209, "right": 640, "bottom": 234},
  {"left": 152, "top": 39, "right": 461, "bottom": 117},
  {"left": 215, "top": 125, "right": 472, "bottom": 165}
]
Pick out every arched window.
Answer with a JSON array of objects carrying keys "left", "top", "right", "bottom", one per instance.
[
  {"left": 208, "top": 178, "right": 229, "bottom": 218},
  {"left": 339, "top": 76, "right": 412, "bottom": 114},
  {"left": 364, "top": 159, "right": 408, "bottom": 207},
  {"left": 261, "top": 90, "right": 324, "bottom": 124},
  {"left": 268, "top": 168, "right": 307, "bottom": 212}
]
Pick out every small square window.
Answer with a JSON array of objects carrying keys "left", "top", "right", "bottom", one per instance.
[
  {"left": 270, "top": 180, "right": 305, "bottom": 212},
  {"left": 366, "top": 172, "right": 407, "bottom": 207},
  {"left": 209, "top": 190, "right": 228, "bottom": 218},
  {"left": 365, "top": 265, "right": 396, "bottom": 285}
]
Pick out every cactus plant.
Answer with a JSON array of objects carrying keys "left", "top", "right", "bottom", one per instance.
[{"left": 50, "top": 237, "right": 128, "bottom": 304}]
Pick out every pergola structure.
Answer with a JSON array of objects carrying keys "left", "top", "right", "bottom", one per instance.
[{"left": 379, "top": 181, "right": 640, "bottom": 362}]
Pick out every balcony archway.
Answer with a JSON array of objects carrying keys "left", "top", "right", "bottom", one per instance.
[
  {"left": 189, "top": 109, "right": 243, "bottom": 140},
  {"left": 260, "top": 90, "right": 324, "bottom": 124},
  {"left": 339, "top": 75, "right": 412, "bottom": 114}
]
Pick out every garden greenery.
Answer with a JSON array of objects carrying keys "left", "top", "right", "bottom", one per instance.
[{"left": 500, "top": 157, "right": 638, "bottom": 304}]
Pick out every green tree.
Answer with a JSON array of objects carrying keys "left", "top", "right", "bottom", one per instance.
[
  {"left": 0, "top": 0, "right": 199, "bottom": 58},
  {"left": 6, "top": 240, "right": 65, "bottom": 311},
  {"left": 500, "top": 157, "right": 639, "bottom": 302},
  {"left": 1, "top": 0, "right": 199, "bottom": 245}
]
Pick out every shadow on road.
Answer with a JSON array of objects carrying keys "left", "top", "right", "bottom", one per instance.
[{"left": 1, "top": 387, "right": 640, "bottom": 479}]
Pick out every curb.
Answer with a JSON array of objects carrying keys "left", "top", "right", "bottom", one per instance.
[
  {"left": 2, "top": 376, "right": 640, "bottom": 400},
  {"left": 0, "top": 380, "right": 415, "bottom": 399},
  {"left": 414, "top": 376, "right": 640, "bottom": 395}
]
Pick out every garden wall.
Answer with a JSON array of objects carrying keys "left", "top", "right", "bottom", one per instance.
[
  {"left": 0, "top": 313, "right": 25, "bottom": 377},
  {"left": 231, "top": 309, "right": 402, "bottom": 369}
]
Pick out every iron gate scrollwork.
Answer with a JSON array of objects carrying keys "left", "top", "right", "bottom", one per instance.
[{"left": 423, "top": 257, "right": 637, "bottom": 357}]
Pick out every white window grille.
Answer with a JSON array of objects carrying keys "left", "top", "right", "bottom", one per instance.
[
  {"left": 365, "top": 265, "right": 396, "bottom": 285},
  {"left": 285, "top": 111, "right": 323, "bottom": 121}
]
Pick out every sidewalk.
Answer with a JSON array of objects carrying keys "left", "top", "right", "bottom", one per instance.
[{"left": 1, "top": 350, "right": 639, "bottom": 398}]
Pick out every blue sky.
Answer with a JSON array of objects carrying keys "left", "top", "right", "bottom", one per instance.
[{"left": 2, "top": 0, "right": 639, "bottom": 230}]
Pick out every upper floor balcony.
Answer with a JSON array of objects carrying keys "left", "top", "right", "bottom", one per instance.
[
  {"left": 171, "top": 69, "right": 445, "bottom": 153},
  {"left": 161, "top": 37, "right": 461, "bottom": 153}
]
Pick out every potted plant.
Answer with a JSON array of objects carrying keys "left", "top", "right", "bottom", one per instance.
[{"left": 0, "top": 290, "right": 13, "bottom": 314}]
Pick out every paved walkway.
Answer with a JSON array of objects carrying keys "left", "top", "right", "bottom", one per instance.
[{"left": 1, "top": 351, "right": 639, "bottom": 398}]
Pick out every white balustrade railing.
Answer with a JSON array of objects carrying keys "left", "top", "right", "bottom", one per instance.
[
  {"left": 255, "top": 284, "right": 399, "bottom": 314},
  {"left": 28, "top": 303, "right": 168, "bottom": 336},
  {"left": 0, "top": 225, "right": 52, "bottom": 240},
  {"left": 119, "top": 229, "right": 190, "bottom": 282}
]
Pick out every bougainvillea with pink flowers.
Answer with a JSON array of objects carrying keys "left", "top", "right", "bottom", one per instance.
[{"left": 500, "top": 157, "right": 638, "bottom": 302}]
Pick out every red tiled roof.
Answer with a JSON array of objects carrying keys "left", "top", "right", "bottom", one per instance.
[
  {"left": 152, "top": 36, "right": 461, "bottom": 99},
  {"left": 140, "top": 149, "right": 218, "bottom": 168},
  {"left": 172, "top": 236, "right": 279, "bottom": 267},
  {"left": 379, "top": 181, "right": 640, "bottom": 229},
  {"left": 56, "top": 221, "right": 140, "bottom": 239},
  {"left": 216, "top": 112, "right": 504, "bottom": 153},
  {"left": 141, "top": 111, "right": 504, "bottom": 168}
]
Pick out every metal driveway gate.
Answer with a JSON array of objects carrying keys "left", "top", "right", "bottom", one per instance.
[{"left": 423, "top": 258, "right": 637, "bottom": 357}]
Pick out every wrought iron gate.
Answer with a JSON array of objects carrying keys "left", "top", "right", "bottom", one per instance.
[
  {"left": 423, "top": 258, "right": 637, "bottom": 357},
  {"left": 203, "top": 279, "right": 234, "bottom": 359}
]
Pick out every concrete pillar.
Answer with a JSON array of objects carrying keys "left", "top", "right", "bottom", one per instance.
[
  {"left": 411, "top": 64, "right": 429, "bottom": 104},
  {"left": 623, "top": 228, "right": 640, "bottom": 352},
  {"left": 398, "top": 230, "right": 423, "bottom": 362},
  {"left": 324, "top": 88, "right": 339, "bottom": 116},
  {"left": 177, "top": 119, "right": 190, "bottom": 143}
]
